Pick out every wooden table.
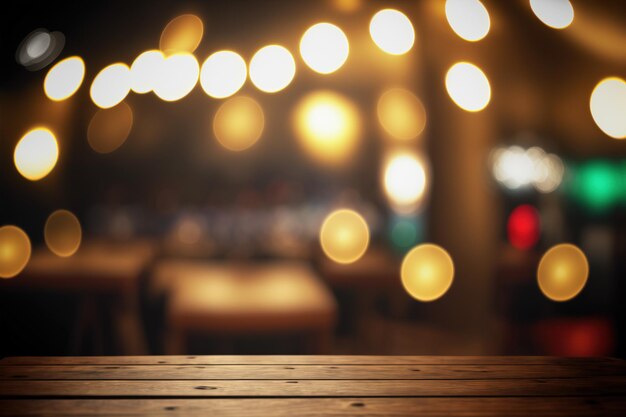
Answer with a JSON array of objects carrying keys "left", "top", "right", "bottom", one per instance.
[
  {"left": 0, "top": 356, "right": 624, "bottom": 416},
  {"left": 1, "top": 240, "right": 156, "bottom": 354},
  {"left": 152, "top": 261, "right": 337, "bottom": 354}
]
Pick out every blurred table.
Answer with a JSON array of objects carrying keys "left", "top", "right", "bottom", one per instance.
[
  {"left": 153, "top": 261, "right": 337, "bottom": 354},
  {"left": 2, "top": 240, "right": 156, "bottom": 354},
  {"left": 0, "top": 355, "right": 624, "bottom": 416}
]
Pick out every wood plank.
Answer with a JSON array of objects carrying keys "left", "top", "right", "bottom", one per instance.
[
  {"left": 2, "top": 356, "right": 621, "bottom": 366},
  {"left": 1, "top": 377, "right": 624, "bottom": 397},
  {"left": 1, "top": 364, "right": 624, "bottom": 380},
  {"left": 1, "top": 397, "right": 625, "bottom": 416}
]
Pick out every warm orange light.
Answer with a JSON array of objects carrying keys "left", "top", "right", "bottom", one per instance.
[
  {"left": 538, "top": 244, "right": 589, "bottom": 302},
  {"left": 377, "top": 88, "right": 426, "bottom": 141},
  {"left": 44, "top": 210, "right": 82, "bottom": 257},
  {"left": 44, "top": 56, "right": 85, "bottom": 101},
  {"left": 383, "top": 152, "right": 428, "bottom": 213},
  {"left": 293, "top": 90, "right": 360, "bottom": 165},
  {"left": 87, "top": 102, "right": 134, "bottom": 154},
  {"left": 14, "top": 127, "right": 59, "bottom": 181},
  {"left": 445, "top": 62, "right": 491, "bottom": 112},
  {"left": 445, "top": 0, "right": 490, "bottom": 42},
  {"left": 0, "top": 225, "right": 31, "bottom": 279},
  {"left": 369, "top": 9, "right": 415, "bottom": 55},
  {"left": 213, "top": 96, "right": 264, "bottom": 151},
  {"left": 153, "top": 53, "right": 199, "bottom": 101},
  {"left": 159, "top": 14, "right": 204, "bottom": 54},
  {"left": 90, "top": 63, "right": 131, "bottom": 109},
  {"left": 401, "top": 244, "right": 454, "bottom": 302},
  {"left": 320, "top": 209, "right": 369, "bottom": 264},
  {"left": 249, "top": 45, "right": 296, "bottom": 93},
  {"left": 589, "top": 77, "right": 626, "bottom": 139},
  {"left": 130, "top": 50, "right": 165, "bottom": 94},
  {"left": 200, "top": 51, "right": 247, "bottom": 99},
  {"left": 299, "top": 23, "right": 349, "bottom": 74}
]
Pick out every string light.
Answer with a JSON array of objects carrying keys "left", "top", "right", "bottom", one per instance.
[
  {"left": 445, "top": 0, "right": 490, "bottom": 42},
  {"left": 249, "top": 45, "right": 296, "bottom": 93},
  {"left": 589, "top": 77, "right": 626, "bottom": 140},
  {"left": 200, "top": 51, "right": 247, "bottom": 99},
  {"left": 0, "top": 225, "right": 31, "bottom": 279},
  {"left": 401, "top": 244, "right": 454, "bottom": 302},
  {"left": 44, "top": 56, "right": 85, "bottom": 101},
  {"left": 299, "top": 23, "right": 349, "bottom": 74},
  {"left": 90, "top": 63, "right": 131, "bottom": 109},
  {"left": 14, "top": 127, "right": 59, "bottom": 181},
  {"left": 538, "top": 244, "right": 588, "bottom": 301},
  {"left": 320, "top": 209, "right": 370, "bottom": 264},
  {"left": 369, "top": 9, "right": 415, "bottom": 55},
  {"left": 445, "top": 62, "right": 491, "bottom": 112}
]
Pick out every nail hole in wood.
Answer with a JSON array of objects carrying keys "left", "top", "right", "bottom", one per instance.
[
  {"left": 104, "top": 366, "right": 120, "bottom": 369},
  {"left": 411, "top": 369, "right": 420, "bottom": 372},
  {"left": 351, "top": 402, "right": 365, "bottom": 407},
  {"left": 187, "top": 356, "right": 196, "bottom": 359},
  {"left": 328, "top": 366, "right": 338, "bottom": 369},
  {"left": 164, "top": 406, "right": 178, "bottom": 411},
  {"left": 284, "top": 367, "right": 295, "bottom": 370},
  {"left": 158, "top": 361, "right": 167, "bottom": 364},
  {"left": 285, "top": 380, "right": 298, "bottom": 383}
]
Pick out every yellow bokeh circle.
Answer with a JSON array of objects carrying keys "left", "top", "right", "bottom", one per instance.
[
  {"left": 320, "top": 209, "right": 369, "bottom": 264},
  {"left": 537, "top": 243, "right": 589, "bottom": 302},
  {"left": 44, "top": 210, "right": 82, "bottom": 257},
  {"left": 0, "top": 225, "right": 31, "bottom": 279},
  {"left": 401, "top": 244, "right": 454, "bottom": 302}
]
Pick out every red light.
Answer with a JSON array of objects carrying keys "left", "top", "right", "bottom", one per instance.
[{"left": 507, "top": 204, "right": 540, "bottom": 250}]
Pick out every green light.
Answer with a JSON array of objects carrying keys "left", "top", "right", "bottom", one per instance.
[
  {"left": 389, "top": 216, "right": 423, "bottom": 252},
  {"left": 573, "top": 161, "right": 621, "bottom": 212}
]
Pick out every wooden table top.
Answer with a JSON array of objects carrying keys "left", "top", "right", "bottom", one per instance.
[
  {"left": 2, "top": 240, "right": 156, "bottom": 293},
  {"left": 0, "top": 355, "right": 624, "bottom": 416}
]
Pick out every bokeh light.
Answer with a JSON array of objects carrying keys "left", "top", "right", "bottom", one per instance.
[
  {"left": 389, "top": 215, "right": 423, "bottom": 252},
  {"left": 299, "top": 23, "right": 349, "bottom": 74},
  {"left": 320, "top": 209, "right": 369, "bottom": 264},
  {"left": 445, "top": 62, "right": 491, "bottom": 112},
  {"left": 44, "top": 56, "right": 85, "bottom": 101},
  {"left": 159, "top": 14, "right": 204, "bottom": 54},
  {"left": 377, "top": 88, "right": 426, "bottom": 141},
  {"left": 200, "top": 51, "right": 247, "bottom": 99},
  {"left": 249, "top": 45, "right": 296, "bottom": 93},
  {"left": 529, "top": 0, "right": 574, "bottom": 30},
  {"left": 570, "top": 160, "right": 622, "bottom": 212},
  {"left": 0, "top": 226, "right": 31, "bottom": 279},
  {"left": 369, "top": 9, "right": 415, "bottom": 55},
  {"left": 507, "top": 204, "right": 540, "bottom": 250},
  {"left": 130, "top": 50, "right": 165, "bottom": 94},
  {"left": 589, "top": 77, "right": 626, "bottom": 139},
  {"left": 44, "top": 210, "right": 82, "bottom": 257},
  {"left": 293, "top": 90, "right": 360, "bottom": 165},
  {"left": 87, "top": 102, "right": 134, "bottom": 154},
  {"left": 17, "top": 29, "right": 64, "bottom": 71},
  {"left": 14, "top": 127, "right": 59, "bottom": 181},
  {"left": 445, "top": 0, "right": 490, "bottom": 42},
  {"left": 90, "top": 63, "right": 131, "bottom": 109},
  {"left": 538, "top": 244, "right": 588, "bottom": 302},
  {"left": 491, "top": 146, "right": 564, "bottom": 192},
  {"left": 383, "top": 152, "right": 428, "bottom": 213},
  {"left": 153, "top": 53, "right": 199, "bottom": 101},
  {"left": 401, "top": 243, "right": 454, "bottom": 302},
  {"left": 213, "top": 96, "right": 264, "bottom": 151}
]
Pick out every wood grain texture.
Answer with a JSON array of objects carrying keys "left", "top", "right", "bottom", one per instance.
[
  {"left": 1, "top": 397, "right": 625, "bottom": 416},
  {"left": 1, "top": 377, "right": 625, "bottom": 397},
  {"left": 2, "top": 356, "right": 620, "bottom": 366},
  {"left": 1, "top": 364, "right": 624, "bottom": 380}
]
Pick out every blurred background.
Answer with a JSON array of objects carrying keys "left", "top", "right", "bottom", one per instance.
[{"left": 1, "top": 0, "right": 625, "bottom": 357}]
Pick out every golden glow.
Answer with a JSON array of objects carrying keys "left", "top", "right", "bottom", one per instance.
[
  {"left": 377, "top": 88, "right": 426, "bottom": 141},
  {"left": 130, "top": 50, "right": 165, "bottom": 94},
  {"left": 529, "top": 0, "right": 574, "bottom": 29},
  {"left": 249, "top": 45, "right": 296, "bottom": 93},
  {"left": 213, "top": 96, "right": 264, "bottom": 151},
  {"left": 293, "top": 91, "right": 361, "bottom": 165},
  {"left": 401, "top": 244, "right": 454, "bottom": 302},
  {"left": 0, "top": 225, "right": 31, "bottom": 279},
  {"left": 14, "top": 127, "right": 59, "bottom": 181},
  {"left": 90, "top": 63, "right": 131, "bottom": 109},
  {"left": 159, "top": 14, "right": 204, "bottom": 54},
  {"left": 88, "top": 102, "right": 134, "bottom": 154},
  {"left": 369, "top": 9, "right": 415, "bottom": 55},
  {"left": 383, "top": 152, "right": 428, "bottom": 213},
  {"left": 153, "top": 53, "right": 199, "bottom": 101},
  {"left": 44, "top": 210, "right": 82, "bottom": 257},
  {"left": 538, "top": 244, "right": 588, "bottom": 302},
  {"left": 445, "top": 0, "right": 490, "bottom": 42},
  {"left": 590, "top": 77, "right": 626, "bottom": 139},
  {"left": 299, "top": 23, "right": 349, "bottom": 74},
  {"left": 320, "top": 209, "right": 369, "bottom": 264},
  {"left": 200, "top": 51, "right": 247, "bottom": 99},
  {"left": 445, "top": 62, "right": 491, "bottom": 112},
  {"left": 44, "top": 56, "right": 85, "bottom": 101}
]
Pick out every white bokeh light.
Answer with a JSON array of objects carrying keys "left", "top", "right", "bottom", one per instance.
[
  {"left": 369, "top": 9, "right": 415, "bottom": 55},
  {"left": 249, "top": 45, "right": 296, "bottom": 93},
  {"left": 200, "top": 50, "right": 247, "bottom": 99},
  {"left": 445, "top": 0, "right": 490, "bottom": 42},
  {"left": 445, "top": 62, "right": 491, "bottom": 112},
  {"left": 90, "top": 63, "right": 131, "bottom": 109},
  {"left": 153, "top": 53, "right": 200, "bottom": 101},
  {"left": 300, "top": 23, "right": 349, "bottom": 74}
]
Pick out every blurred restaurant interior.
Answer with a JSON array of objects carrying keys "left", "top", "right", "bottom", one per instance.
[{"left": 1, "top": 0, "right": 625, "bottom": 358}]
